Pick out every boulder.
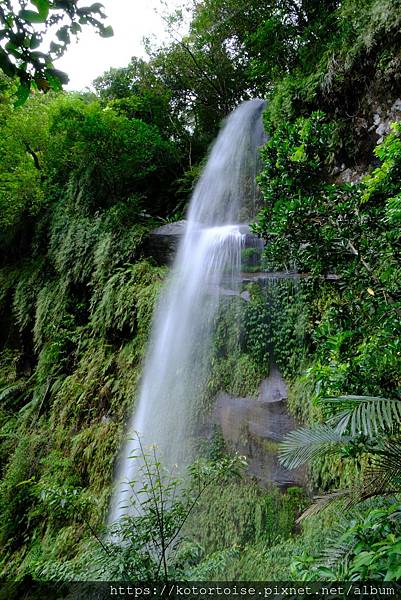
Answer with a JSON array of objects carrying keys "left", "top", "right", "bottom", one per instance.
[{"left": 206, "top": 364, "right": 306, "bottom": 489}]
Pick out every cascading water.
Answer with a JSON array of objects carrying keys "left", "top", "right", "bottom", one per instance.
[{"left": 108, "top": 99, "right": 266, "bottom": 526}]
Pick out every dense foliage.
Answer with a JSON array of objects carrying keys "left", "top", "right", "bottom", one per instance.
[
  {"left": 1, "top": 0, "right": 401, "bottom": 584},
  {"left": 0, "top": 79, "right": 179, "bottom": 577},
  {"left": 250, "top": 4, "right": 401, "bottom": 577}
]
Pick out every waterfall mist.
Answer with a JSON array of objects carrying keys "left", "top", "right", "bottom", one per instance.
[{"left": 108, "top": 99, "right": 266, "bottom": 526}]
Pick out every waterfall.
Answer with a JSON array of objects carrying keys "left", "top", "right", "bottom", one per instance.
[{"left": 108, "top": 99, "right": 266, "bottom": 526}]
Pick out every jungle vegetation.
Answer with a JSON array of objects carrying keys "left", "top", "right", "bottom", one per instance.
[{"left": 0, "top": 0, "right": 401, "bottom": 584}]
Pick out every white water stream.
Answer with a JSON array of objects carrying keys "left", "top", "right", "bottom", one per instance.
[{"left": 108, "top": 99, "right": 266, "bottom": 526}]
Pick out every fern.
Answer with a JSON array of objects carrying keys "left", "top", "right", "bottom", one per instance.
[
  {"left": 0, "top": 267, "right": 17, "bottom": 310},
  {"left": 12, "top": 260, "right": 45, "bottom": 331},
  {"left": 33, "top": 278, "right": 70, "bottom": 349},
  {"left": 49, "top": 211, "right": 100, "bottom": 284},
  {"left": 0, "top": 383, "right": 27, "bottom": 404},
  {"left": 185, "top": 546, "right": 241, "bottom": 579},
  {"left": 290, "top": 438, "right": 401, "bottom": 523},
  {"left": 90, "top": 260, "right": 165, "bottom": 337},
  {"left": 318, "top": 522, "right": 358, "bottom": 572}
]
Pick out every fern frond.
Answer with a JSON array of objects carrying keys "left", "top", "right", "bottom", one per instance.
[
  {"left": 324, "top": 395, "right": 401, "bottom": 437},
  {"left": 279, "top": 425, "right": 349, "bottom": 469},
  {"left": 0, "top": 383, "right": 26, "bottom": 403},
  {"left": 316, "top": 510, "right": 364, "bottom": 571},
  {"left": 319, "top": 533, "right": 356, "bottom": 570}
]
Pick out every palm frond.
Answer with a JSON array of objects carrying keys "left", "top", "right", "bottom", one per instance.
[
  {"left": 359, "top": 438, "right": 401, "bottom": 501},
  {"left": 324, "top": 395, "right": 401, "bottom": 437},
  {"left": 279, "top": 425, "right": 349, "bottom": 469},
  {"left": 297, "top": 489, "right": 352, "bottom": 522}
]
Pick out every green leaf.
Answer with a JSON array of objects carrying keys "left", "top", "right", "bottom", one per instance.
[
  {"left": 388, "top": 541, "right": 401, "bottom": 554},
  {"left": 50, "top": 41, "right": 63, "bottom": 54},
  {"left": 291, "top": 144, "right": 306, "bottom": 162},
  {"left": 0, "top": 383, "right": 26, "bottom": 402},
  {"left": 19, "top": 9, "right": 46, "bottom": 24},
  {"left": 88, "top": 2, "right": 105, "bottom": 13},
  {"left": 30, "top": 33, "right": 42, "bottom": 49},
  {"left": 44, "top": 67, "right": 69, "bottom": 90},
  {"left": 5, "top": 41, "right": 22, "bottom": 59},
  {"left": 31, "top": 0, "right": 50, "bottom": 20},
  {"left": 56, "top": 26, "right": 70, "bottom": 44},
  {"left": 352, "top": 551, "right": 375, "bottom": 568},
  {"left": 15, "top": 83, "right": 30, "bottom": 107},
  {"left": 0, "top": 47, "right": 17, "bottom": 77},
  {"left": 99, "top": 25, "right": 113, "bottom": 38},
  {"left": 385, "top": 564, "right": 401, "bottom": 580},
  {"left": 70, "top": 22, "right": 82, "bottom": 35}
]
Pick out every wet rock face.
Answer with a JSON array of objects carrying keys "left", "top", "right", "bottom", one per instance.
[
  {"left": 332, "top": 97, "right": 401, "bottom": 185},
  {"left": 211, "top": 365, "right": 305, "bottom": 489},
  {"left": 371, "top": 98, "right": 401, "bottom": 143},
  {"left": 147, "top": 221, "right": 264, "bottom": 266},
  {"left": 146, "top": 220, "right": 187, "bottom": 265}
]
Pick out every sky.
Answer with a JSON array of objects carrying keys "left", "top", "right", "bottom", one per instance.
[{"left": 55, "top": 0, "right": 188, "bottom": 91}]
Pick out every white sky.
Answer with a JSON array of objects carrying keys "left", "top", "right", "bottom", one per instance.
[{"left": 55, "top": 0, "right": 188, "bottom": 91}]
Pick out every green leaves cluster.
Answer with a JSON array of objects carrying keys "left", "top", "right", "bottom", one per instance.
[
  {"left": 243, "top": 284, "right": 271, "bottom": 368},
  {"left": 279, "top": 394, "right": 401, "bottom": 580},
  {"left": 254, "top": 113, "right": 401, "bottom": 508},
  {"left": 280, "top": 395, "right": 401, "bottom": 469},
  {"left": 0, "top": 0, "right": 112, "bottom": 101},
  {"left": 0, "top": 92, "right": 180, "bottom": 246},
  {"left": 252, "top": 53, "right": 401, "bottom": 577},
  {"left": 253, "top": 111, "right": 338, "bottom": 273},
  {"left": 292, "top": 501, "right": 401, "bottom": 581},
  {"left": 255, "top": 112, "right": 401, "bottom": 401},
  {"left": 32, "top": 445, "right": 247, "bottom": 581},
  {"left": 46, "top": 97, "right": 178, "bottom": 211}
]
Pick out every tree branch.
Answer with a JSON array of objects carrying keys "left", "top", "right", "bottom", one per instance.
[{"left": 24, "top": 142, "right": 41, "bottom": 171}]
